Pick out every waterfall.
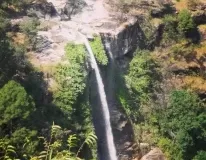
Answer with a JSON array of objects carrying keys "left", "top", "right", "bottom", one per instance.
[{"left": 81, "top": 35, "right": 117, "bottom": 160}]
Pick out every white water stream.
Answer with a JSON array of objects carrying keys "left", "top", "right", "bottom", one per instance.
[{"left": 81, "top": 34, "right": 117, "bottom": 160}]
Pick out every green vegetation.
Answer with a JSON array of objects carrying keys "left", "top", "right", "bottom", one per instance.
[
  {"left": 0, "top": 1, "right": 206, "bottom": 160},
  {"left": 126, "top": 50, "right": 158, "bottom": 104},
  {"left": 19, "top": 17, "right": 40, "bottom": 50},
  {"left": 162, "top": 15, "right": 179, "bottom": 45},
  {"left": 0, "top": 80, "right": 35, "bottom": 125},
  {"left": 178, "top": 9, "right": 196, "bottom": 33},
  {"left": 193, "top": 151, "right": 206, "bottom": 160},
  {"left": 54, "top": 43, "right": 87, "bottom": 117},
  {"left": 0, "top": 4, "right": 96, "bottom": 158},
  {"left": 89, "top": 36, "right": 108, "bottom": 65},
  {"left": 31, "top": 124, "right": 97, "bottom": 160},
  {"left": 54, "top": 64, "right": 86, "bottom": 117},
  {"left": 157, "top": 90, "right": 206, "bottom": 159}
]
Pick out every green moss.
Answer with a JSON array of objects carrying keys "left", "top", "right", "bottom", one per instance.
[{"left": 89, "top": 36, "right": 108, "bottom": 65}]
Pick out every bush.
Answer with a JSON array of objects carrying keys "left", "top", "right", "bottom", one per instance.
[
  {"left": 193, "top": 151, "right": 206, "bottom": 160},
  {"left": 125, "top": 50, "right": 159, "bottom": 103},
  {"left": 65, "top": 43, "right": 86, "bottom": 64},
  {"left": 178, "top": 9, "right": 195, "bottom": 33},
  {"left": 158, "top": 138, "right": 183, "bottom": 160},
  {"left": 54, "top": 43, "right": 87, "bottom": 118},
  {"left": 19, "top": 17, "right": 40, "bottom": 50},
  {"left": 162, "top": 15, "right": 179, "bottom": 45},
  {"left": 19, "top": 17, "right": 40, "bottom": 35},
  {"left": 158, "top": 90, "right": 206, "bottom": 159},
  {"left": 53, "top": 64, "right": 86, "bottom": 117},
  {"left": 89, "top": 36, "right": 108, "bottom": 65},
  {"left": 0, "top": 80, "right": 35, "bottom": 125}
]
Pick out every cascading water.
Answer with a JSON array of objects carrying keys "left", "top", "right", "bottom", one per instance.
[{"left": 81, "top": 34, "right": 117, "bottom": 160}]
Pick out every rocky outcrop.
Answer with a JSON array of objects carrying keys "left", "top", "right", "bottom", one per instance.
[
  {"left": 140, "top": 148, "right": 166, "bottom": 160},
  {"left": 101, "top": 18, "right": 146, "bottom": 60},
  {"left": 62, "top": 0, "right": 87, "bottom": 20},
  {"left": 27, "top": 2, "right": 57, "bottom": 18}
]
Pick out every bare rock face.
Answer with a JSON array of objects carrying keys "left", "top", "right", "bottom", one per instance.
[
  {"left": 101, "top": 18, "right": 146, "bottom": 60},
  {"left": 63, "top": 0, "right": 87, "bottom": 19},
  {"left": 27, "top": 2, "right": 57, "bottom": 18},
  {"left": 140, "top": 148, "right": 166, "bottom": 160}
]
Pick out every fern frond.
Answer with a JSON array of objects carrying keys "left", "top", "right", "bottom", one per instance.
[
  {"left": 85, "top": 132, "right": 97, "bottom": 147},
  {"left": 67, "top": 134, "right": 78, "bottom": 149}
]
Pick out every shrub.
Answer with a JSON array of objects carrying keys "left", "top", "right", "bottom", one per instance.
[
  {"left": 65, "top": 43, "right": 86, "bottom": 64},
  {"left": 125, "top": 50, "right": 159, "bottom": 103},
  {"left": 54, "top": 64, "right": 86, "bottom": 117},
  {"left": 158, "top": 90, "right": 206, "bottom": 159},
  {"left": 0, "top": 80, "right": 35, "bottom": 125},
  {"left": 158, "top": 138, "right": 183, "bottom": 160},
  {"left": 54, "top": 43, "right": 87, "bottom": 118},
  {"left": 89, "top": 36, "right": 108, "bottom": 65},
  {"left": 178, "top": 9, "right": 195, "bottom": 33},
  {"left": 19, "top": 17, "right": 40, "bottom": 35},
  {"left": 162, "top": 15, "right": 179, "bottom": 45},
  {"left": 19, "top": 17, "right": 40, "bottom": 50},
  {"left": 193, "top": 151, "right": 206, "bottom": 160}
]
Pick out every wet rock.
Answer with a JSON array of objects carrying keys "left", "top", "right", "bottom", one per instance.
[
  {"left": 27, "top": 2, "right": 57, "bottom": 18},
  {"left": 141, "top": 148, "right": 166, "bottom": 160},
  {"left": 101, "top": 18, "right": 146, "bottom": 59}
]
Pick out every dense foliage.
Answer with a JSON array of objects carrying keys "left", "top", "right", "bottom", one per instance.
[
  {"left": 157, "top": 90, "right": 206, "bottom": 159},
  {"left": 0, "top": 0, "right": 206, "bottom": 160},
  {"left": 178, "top": 9, "right": 196, "bottom": 33},
  {"left": 0, "top": 5, "right": 96, "bottom": 158},
  {"left": 0, "top": 80, "right": 35, "bottom": 125},
  {"left": 89, "top": 36, "right": 108, "bottom": 65}
]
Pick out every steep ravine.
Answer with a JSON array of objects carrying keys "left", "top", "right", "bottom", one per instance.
[
  {"left": 26, "top": 1, "right": 148, "bottom": 159},
  {"left": 89, "top": 19, "right": 146, "bottom": 160}
]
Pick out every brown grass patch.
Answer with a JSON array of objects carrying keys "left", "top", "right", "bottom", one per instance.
[
  {"left": 7, "top": 32, "right": 27, "bottom": 45},
  {"left": 174, "top": 0, "right": 188, "bottom": 11},
  {"left": 183, "top": 76, "right": 206, "bottom": 93}
]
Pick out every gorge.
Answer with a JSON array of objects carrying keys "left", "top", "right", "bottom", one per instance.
[{"left": 0, "top": 0, "right": 206, "bottom": 160}]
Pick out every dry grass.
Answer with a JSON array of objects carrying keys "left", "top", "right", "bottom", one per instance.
[
  {"left": 183, "top": 76, "right": 206, "bottom": 93},
  {"left": 174, "top": 0, "right": 205, "bottom": 11},
  {"left": 7, "top": 32, "right": 27, "bottom": 45},
  {"left": 26, "top": 52, "right": 58, "bottom": 75},
  {"left": 174, "top": 0, "right": 188, "bottom": 11},
  {"left": 26, "top": 52, "right": 60, "bottom": 92},
  {"left": 198, "top": 25, "right": 206, "bottom": 33},
  {"left": 151, "top": 18, "right": 163, "bottom": 27},
  {"left": 194, "top": 41, "right": 206, "bottom": 59}
]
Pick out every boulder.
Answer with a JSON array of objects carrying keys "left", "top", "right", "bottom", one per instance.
[
  {"left": 27, "top": 2, "right": 57, "bottom": 18},
  {"left": 141, "top": 148, "right": 166, "bottom": 160},
  {"left": 62, "top": 0, "right": 87, "bottom": 20},
  {"left": 35, "top": 35, "right": 52, "bottom": 52}
]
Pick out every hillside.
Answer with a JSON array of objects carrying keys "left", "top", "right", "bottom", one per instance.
[{"left": 0, "top": 0, "right": 206, "bottom": 160}]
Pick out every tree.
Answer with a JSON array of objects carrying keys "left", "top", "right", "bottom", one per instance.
[
  {"left": 178, "top": 9, "right": 195, "bottom": 33},
  {"left": 0, "top": 80, "right": 35, "bottom": 126},
  {"left": 159, "top": 90, "right": 206, "bottom": 159},
  {"left": 193, "top": 151, "right": 206, "bottom": 160},
  {"left": 126, "top": 50, "right": 159, "bottom": 103}
]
